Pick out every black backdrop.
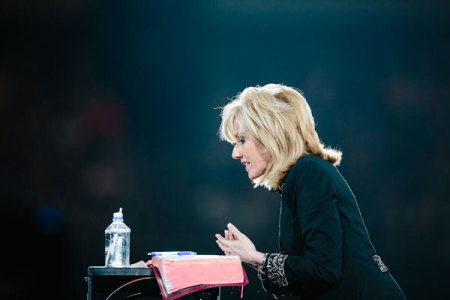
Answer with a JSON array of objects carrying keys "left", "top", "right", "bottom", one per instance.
[{"left": 1, "top": 1, "right": 449, "bottom": 299}]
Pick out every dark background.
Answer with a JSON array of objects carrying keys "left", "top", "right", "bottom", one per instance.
[{"left": 1, "top": 1, "right": 449, "bottom": 299}]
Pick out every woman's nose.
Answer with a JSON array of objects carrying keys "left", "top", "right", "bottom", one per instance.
[{"left": 232, "top": 144, "right": 242, "bottom": 159}]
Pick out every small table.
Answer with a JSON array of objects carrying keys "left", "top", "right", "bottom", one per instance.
[{"left": 86, "top": 266, "right": 221, "bottom": 300}]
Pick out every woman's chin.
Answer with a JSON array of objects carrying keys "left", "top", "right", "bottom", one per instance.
[{"left": 248, "top": 172, "right": 263, "bottom": 180}]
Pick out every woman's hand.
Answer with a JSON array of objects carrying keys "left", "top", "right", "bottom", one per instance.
[
  {"left": 222, "top": 228, "right": 236, "bottom": 256},
  {"left": 215, "top": 223, "right": 264, "bottom": 267}
]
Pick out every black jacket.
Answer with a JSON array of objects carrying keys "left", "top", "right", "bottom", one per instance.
[{"left": 261, "top": 155, "right": 406, "bottom": 299}]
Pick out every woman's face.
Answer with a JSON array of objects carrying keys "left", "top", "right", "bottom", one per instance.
[{"left": 232, "top": 128, "right": 272, "bottom": 180}]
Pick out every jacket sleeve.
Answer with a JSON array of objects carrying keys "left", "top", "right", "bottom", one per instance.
[{"left": 261, "top": 160, "right": 343, "bottom": 296}]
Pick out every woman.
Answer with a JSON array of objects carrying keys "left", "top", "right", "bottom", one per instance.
[{"left": 215, "top": 84, "right": 406, "bottom": 299}]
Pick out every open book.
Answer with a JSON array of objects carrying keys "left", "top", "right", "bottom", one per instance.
[{"left": 151, "top": 255, "right": 248, "bottom": 300}]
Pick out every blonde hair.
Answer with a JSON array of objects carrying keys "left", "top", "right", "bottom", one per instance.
[{"left": 219, "top": 83, "right": 342, "bottom": 191}]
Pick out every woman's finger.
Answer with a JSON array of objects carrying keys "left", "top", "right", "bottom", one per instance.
[
  {"left": 223, "top": 232, "right": 232, "bottom": 255},
  {"left": 216, "top": 235, "right": 233, "bottom": 248},
  {"left": 227, "top": 229, "right": 237, "bottom": 240},
  {"left": 215, "top": 234, "right": 226, "bottom": 241},
  {"left": 217, "top": 237, "right": 232, "bottom": 247},
  {"left": 216, "top": 239, "right": 231, "bottom": 254},
  {"left": 227, "top": 223, "right": 243, "bottom": 239}
]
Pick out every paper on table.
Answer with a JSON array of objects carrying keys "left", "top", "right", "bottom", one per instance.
[{"left": 130, "top": 260, "right": 149, "bottom": 268}]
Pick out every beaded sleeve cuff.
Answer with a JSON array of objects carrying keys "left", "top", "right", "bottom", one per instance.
[{"left": 266, "top": 253, "right": 289, "bottom": 288}]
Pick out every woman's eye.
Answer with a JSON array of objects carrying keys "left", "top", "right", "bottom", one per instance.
[{"left": 238, "top": 139, "right": 245, "bottom": 144}]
